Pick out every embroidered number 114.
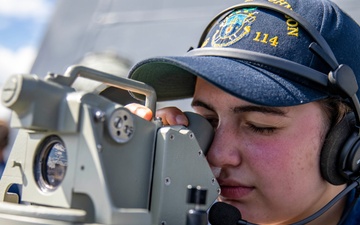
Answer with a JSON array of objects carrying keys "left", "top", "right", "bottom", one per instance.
[{"left": 253, "top": 32, "right": 279, "bottom": 47}]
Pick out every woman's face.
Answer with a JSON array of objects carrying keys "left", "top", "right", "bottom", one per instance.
[{"left": 192, "top": 78, "right": 344, "bottom": 224}]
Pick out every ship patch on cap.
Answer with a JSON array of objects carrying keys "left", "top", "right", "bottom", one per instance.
[{"left": 209, "top": 8, "right": 258, "bottom": 47}]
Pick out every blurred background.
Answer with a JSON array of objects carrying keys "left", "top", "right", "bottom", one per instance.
[{"left": 0, "top": 0, "right": 359, "bottom": 155}]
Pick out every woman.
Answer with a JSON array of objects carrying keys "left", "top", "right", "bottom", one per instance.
[{"left": 126, "top": 0, "right": 360, "bottom": 223}]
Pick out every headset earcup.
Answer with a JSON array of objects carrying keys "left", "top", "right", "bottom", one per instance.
[{"left": 320, "top": 113, "right": 355, "bottom": 185}]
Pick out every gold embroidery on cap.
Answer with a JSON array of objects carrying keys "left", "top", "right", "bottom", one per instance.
[
  {"left": 253, "top": 32, "right": 279, "bottom": 47},
  {"left": 211, "top": 8, "right": 258, "bottom": 47},
  {"left": 201, "top": 38, "right": 210, "bottom": 48},
  {"left": 285, "top": 15, "right": 299, "bottom": 37},
  {"left": 268, "top": 0, "right": 292, "bottom": 10},
  {"left": 267, "top": 0, "right": 299, "bottom": 37}
]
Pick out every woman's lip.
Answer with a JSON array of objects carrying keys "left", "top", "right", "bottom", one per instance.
[{"left": 220, "top": 185, "right": 254, "bottom": 199}]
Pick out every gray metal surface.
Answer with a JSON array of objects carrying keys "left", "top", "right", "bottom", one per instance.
[
  {"left": 332, "top": 0, "right": 360, "bottom": 23},
  {"left": 30, "top": 0, "right": 360, "bottom": 77},
  {"left": 31, "top": 0, "right": 242, "bottom": 76}
]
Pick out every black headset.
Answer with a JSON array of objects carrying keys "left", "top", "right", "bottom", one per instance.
[{"left": 187, "top": 1, "right": 360, "bottom": 185}]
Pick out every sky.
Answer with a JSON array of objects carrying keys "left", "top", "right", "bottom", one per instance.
[{"left": 0, "top": 0, "right": 57, "bottom": 120}]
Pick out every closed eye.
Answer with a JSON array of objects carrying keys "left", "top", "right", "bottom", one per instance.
[{"left": 247, "top": 123, "right": 277, "bottom": 135}]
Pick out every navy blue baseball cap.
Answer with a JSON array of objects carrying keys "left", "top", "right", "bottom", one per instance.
[{"left": 129, "top": 0, "right": 360, "bottom": 107}]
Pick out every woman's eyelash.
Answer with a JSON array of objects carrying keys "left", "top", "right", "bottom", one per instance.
[
  {"left": 247, "top": 124, "right": 277, "bottom": 134},
  {"left": 204, "top": 118, "right": 278, "bottom": 135}
]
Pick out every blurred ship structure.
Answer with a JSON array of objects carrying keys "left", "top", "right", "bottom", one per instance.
[{"left": 30, "top": 0, "right": 360, "bottom": 78}]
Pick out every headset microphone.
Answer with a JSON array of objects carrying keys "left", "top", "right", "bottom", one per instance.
[
  {"left": 208, "top": 202, "right": 256, "bottom": 225},
  {"left": 208, "top": 177, "right": 360, "bottom": 225}
]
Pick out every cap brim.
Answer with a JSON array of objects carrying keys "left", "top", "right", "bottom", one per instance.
[{"left": 129, "top": 56, "right": 327, "bottom": 106}]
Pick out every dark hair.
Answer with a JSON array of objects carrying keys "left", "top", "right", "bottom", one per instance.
[
  {"left": 318, "top": 97, "right": 352, "bottom": 129},
  {"left": 0, "top": 121, "right": 9, "bottom": 150}
]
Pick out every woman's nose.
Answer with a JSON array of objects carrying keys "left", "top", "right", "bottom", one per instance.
[{"left": 206, "top": 126, "right": 242, "bottom": 168}]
